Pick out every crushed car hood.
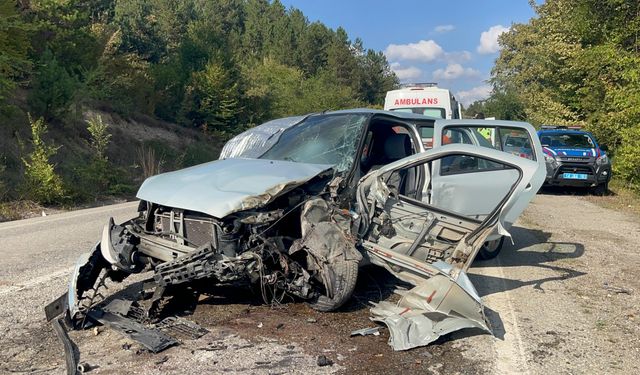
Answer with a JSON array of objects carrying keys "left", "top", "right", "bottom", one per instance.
[{"left": 137, "top": 158, "right": 333, "bottom": 218}]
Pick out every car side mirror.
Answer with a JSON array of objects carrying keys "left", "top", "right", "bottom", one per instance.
[{"left": 600, "top": 144, "right": 608, "bottom": 152}]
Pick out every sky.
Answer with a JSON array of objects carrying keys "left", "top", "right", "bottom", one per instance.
[{"left": 280, "top": 0, "right": 538, "bottom": 106}]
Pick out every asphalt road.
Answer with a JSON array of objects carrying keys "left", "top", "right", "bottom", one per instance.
[
  {"left": 1, "top": 195, "right": 638, "bottom": 374},
  {"left": 0, "top": 202, "right": 139, "bottom": 294}
]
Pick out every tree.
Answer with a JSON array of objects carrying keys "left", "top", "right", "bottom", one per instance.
[
  {"left": 490, "top": 0, "right": 640, "bottom": 188},
  {"left": 0, "top": 0, "right": 31, "bottom": 107},
  {"left": 28, "top": 49, "right": 78, "bottom": 121},
  {"left": 21, "top": 115, "right": 65, "bottom": 203},
  {"left": 181, "top": 58, "right": 241, "bottom": 131}
]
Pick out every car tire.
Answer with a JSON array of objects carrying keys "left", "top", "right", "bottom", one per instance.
[
  {"left": 477, "top": 237, "right": 505, "bottom": 260},
  {"left": 309, "top": 260, "right": 359, "bottom": 312},
  {"left": 592, "top": 181, "right": 608, "bottom": 196}
]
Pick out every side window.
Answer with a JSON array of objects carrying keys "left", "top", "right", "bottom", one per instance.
[
  {"left": 499, "top": 128, "right": 535, "bottom": 160},
  {"left": 440, "top": 126, "right": 536, "bottom": 161},
  {"left": 443, "top": 129, "right": 473, "bottom": 145},
  {"left": 419, "top": 126, "right": 434, "bottom": 149},
  {"left": 440, "top": 154, "right": 504, "bottom": 176},
  {"left": 385, "top": 155, "right": 519, "bottom": 220}
]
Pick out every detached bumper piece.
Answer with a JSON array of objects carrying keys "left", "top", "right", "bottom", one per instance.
[{"left": 86, "top": 308, "right": 177, "bottom": 353}]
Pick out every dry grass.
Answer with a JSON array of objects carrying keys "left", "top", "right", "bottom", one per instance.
[
  {"left": 582, "top": 179, "right": 640, "bottom": 217},
  {"left": 136, "top": 145, "right": 164, "bottom": 179},
  {"left": 0, "top": 200, "right": 45, "bottom": 222}
]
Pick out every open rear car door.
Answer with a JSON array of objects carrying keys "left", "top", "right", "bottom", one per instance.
[
  {"left": 356, "top": 143, "right": 543, "bottom": 350},
  {"left": 431, "top": 120, "right": 546, "bottom": 230}
]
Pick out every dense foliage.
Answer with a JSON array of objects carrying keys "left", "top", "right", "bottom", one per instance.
[
  {"left": 1, "top": 0, "right": 397, "bottom": 130},
  {"left": 470, "top": 0, "right": 640, "bottom": 188},
  {"left": 0, "top": 0, "right": 398, "bottom": 205}
]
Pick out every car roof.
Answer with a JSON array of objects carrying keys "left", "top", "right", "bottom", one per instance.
[{"left": 327, "top": 108, "right": 440, "bottom": 121}]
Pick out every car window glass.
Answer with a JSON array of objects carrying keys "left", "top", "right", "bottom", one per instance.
[
  {"left": 543, "top": 133, "right": 593, "bottom": 149},
  {"left": 441, "top": 126, "right": 536, "bottom": 161},
  {"left": 419, "top": 126, "right": 434, "bottom": 149},
  {"left": 440, "top": 154, "right": 504, "bottom": 175},
  {"left": 260, "top": 114, "right": 367, "bottom": 172},
  {"left": 391, "top": 107, "right": 445, "bottom": 118},
  {"left": 442, "top": 129, "right": 472, "bottom": 145},
  {"left": 498, "top": 128, "right": 535, "bottom": 160},
  {"left": 386, "top": 156, "right": 518, "bottom": 220}
]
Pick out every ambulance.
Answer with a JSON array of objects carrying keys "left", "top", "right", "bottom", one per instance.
[
  {"left": 384, "top": 83, "right": 464, "bottom": 148},
  {"left": 383, "top": 83, "right": 463, "bottom": 120}
]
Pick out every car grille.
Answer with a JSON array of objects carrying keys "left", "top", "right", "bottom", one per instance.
[
  {"left": 558, "top": 165, "right": 594, "bottom": 176},
  {"left": 560, "top": 157, "right": 590, "bottom": 162},
  {"left": 156, "top": 211, "right": 217, "bottom": 248}
]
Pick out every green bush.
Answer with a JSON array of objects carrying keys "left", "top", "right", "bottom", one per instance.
[
  {"left": 21, "top": 115, "right": 65, "bottom": 204},
  {"left": 84, "top": 114, "right": 112, "bottom": 192}
]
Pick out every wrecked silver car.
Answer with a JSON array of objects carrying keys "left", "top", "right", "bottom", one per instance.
[{"left": 46, "top": 110, "right": 545, "bottom": 354}]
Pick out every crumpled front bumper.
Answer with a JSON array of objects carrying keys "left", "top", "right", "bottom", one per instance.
[{"left": 544, "top": 160, "right": 610, "bottom": 187}]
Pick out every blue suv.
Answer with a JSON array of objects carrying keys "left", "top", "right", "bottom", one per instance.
[{"left": 538, "top": 126, "right": 611, "bottom": 194}]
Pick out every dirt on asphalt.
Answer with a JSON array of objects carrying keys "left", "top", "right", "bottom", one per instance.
[{"left": 1, "top": 191, "right": 639, "bottom": 374}]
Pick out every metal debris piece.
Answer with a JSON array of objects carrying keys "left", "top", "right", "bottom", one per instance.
[
  {"left": 154, "top": 356, "right": 169, "bottom": 365},
  {"left": 45, "top": 293, "right": 68, "bottom": 322},
  {"left": 350, "top": 327, "right": 381, "bottom": 337},
  {"left": 51, "top": 317, "right": 78, "bottom": 375},
  {"left": 370, "top": 264, "right": 491, "bottom": 351},
  {"left": 87, "top": 309, "right": 177, "bottom": 353},
  {"left": 103, "top": 299, "right": 133, "bottom": 316},
  {"left": 155, "top": 316, "right": 209, "bottom": 341}
]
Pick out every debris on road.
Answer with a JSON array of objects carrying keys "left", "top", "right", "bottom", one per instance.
[
  {"left": 603, "top": 281, "right": 632, "bottom": 295},
  {"left": 370, "top": 269, "right": 490, "bottom": 351},
  {"left": 316, "top": 355, "right": 334, "bottom": 367},
  {"left": 76, "top": 362, "right": 92, "bottom": 373},
  {"left": 350, "top": 326, "right": 381, "bottom": 337}
]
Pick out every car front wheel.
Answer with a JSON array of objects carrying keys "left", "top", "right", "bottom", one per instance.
[
  {"left": 308, "top": 259, "right": 359, "bottom": 312},
  {"left": 592, "top": 181, "right": 609, "bottom": 196}
]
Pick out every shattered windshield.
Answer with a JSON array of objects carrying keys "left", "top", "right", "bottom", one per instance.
[{"left": 259, "top": 114, "right": 368, "bottom": 172}]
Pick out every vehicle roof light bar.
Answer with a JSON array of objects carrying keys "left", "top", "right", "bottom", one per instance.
[
  {"left": 540, "top": 125, "right": 583, "bottom": 130},
  {"left": 400, "top": 82, "right": 439, "bottom": 89}
]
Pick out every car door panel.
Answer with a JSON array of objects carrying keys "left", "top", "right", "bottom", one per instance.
[
  {"left": 432, "top": 120, "right": 546, "bottom": 230},
  {"left": 375, "top": 195, "right": 482, "bottom": 265},
  {"left": 431, "top": 168, "right": 520, "bottom": 220},
  {"left": 359, "top": 144, "right": 539, "bottom": 277}
]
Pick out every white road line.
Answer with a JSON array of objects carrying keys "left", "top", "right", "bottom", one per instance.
[
  {"left": 488, "top": 260, "right": 530, "bottom": 375},
  {"left": 0, "top": 266, "right": 74, "bottom": 297}
]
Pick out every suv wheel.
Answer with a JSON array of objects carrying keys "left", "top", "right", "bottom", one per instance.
[{"left": 592, "top": 181, "right": 609, "bottom": 196}]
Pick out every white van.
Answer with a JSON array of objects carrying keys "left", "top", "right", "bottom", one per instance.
[{"left": 384, "top": 83, "right": 463, "bottom": 120}]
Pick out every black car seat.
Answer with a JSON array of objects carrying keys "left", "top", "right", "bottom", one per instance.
[{"left": 368, "top": 133, "right": 415, "bottom": 195}]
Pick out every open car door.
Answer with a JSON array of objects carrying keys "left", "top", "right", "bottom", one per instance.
[
  {"left": 356, "top": 144, "right": 541, "bottom": 350},
  {"left": 431, "top": 120, "right": 546, "bottom": 231}
]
